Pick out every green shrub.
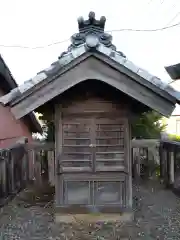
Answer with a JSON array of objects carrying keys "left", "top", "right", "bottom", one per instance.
[{"left": 168, "top": 134, "right": 180, "bottom": 142}]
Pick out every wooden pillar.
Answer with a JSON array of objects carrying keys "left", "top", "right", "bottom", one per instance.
[
  {"left": 163, "top": 145, "right": 169, "bottom": 187},
  {"left": 36, "top": 151, "right": 42, "bottom": 186},
  {"left": 48, "top": 150, "right": 55, "bottom": 186},
  {"left": 1, "top": 156, "right": 6, "bottom": 197},
  {"left": 133, "top": 148, "right": 140, "bottom": 182},
  {"left": 29, "top": 149, "right": 35, "bottom": 180},
  {"left": 0, "top": 158, "right": 4, "bottom": 198},
  {"left": 10, "top": 151, "right": 15, "bottom": 194},
  {"left": 22, "top": 150, "right": 29, "bottom": 184},
  {"left": 55, "top": 103, "right": 62, "bottom": 206},
  {"left": 159, "top": 142, "right": 170, "bottom": 186},
  {"left": 159, "top": 143, "right": 163, "bottom": 180},
  {"left": 128, "top": 121, "right": 132, "bottom": 208},
  {"left": 166, "top": 147, "right": 170, "bottom": 188},
  {"left": 169, "top": 150, "right": 175, "bottom": 185}
]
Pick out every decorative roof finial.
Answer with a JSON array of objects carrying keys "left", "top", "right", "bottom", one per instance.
[
  {"left": 59, "top": 12, "right": 126, "bottom": 58},
  {"left": 78, "top": 11, "right": 106, "bottom": 33}
]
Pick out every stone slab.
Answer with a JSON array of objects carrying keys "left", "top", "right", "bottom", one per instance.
[{"left": 55, "top": 212, "right": 134, "bottom": 223}]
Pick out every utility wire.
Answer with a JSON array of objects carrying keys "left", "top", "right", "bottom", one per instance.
[
  {"left": 108, "top": 20, "right": 180, "bottom": 33},
  {"left": 0, "top": 21, "right": 180, "bottom": 50},
  {"left": 166, "top": 12, "right": 180, "bottom": 26},
  {"left": 0, "top": 38, "right": 70, "bottom": 49}
]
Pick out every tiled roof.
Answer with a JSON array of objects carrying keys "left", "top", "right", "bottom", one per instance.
[
  {"left": 1, "top": 11, "right": 180, "bottom": 106},
  {"left": 165, "top": 63, "right": 180, "bottom": 80}
]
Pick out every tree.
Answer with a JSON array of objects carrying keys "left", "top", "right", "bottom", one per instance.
[
  {"left": 131, "top": 110, "right": 166, "bottom": 139},
  {"left": 39, "top": 110, "right": 166, "bottom": 141},
  {"left": 41, "top": 119, "right": 55, "bottom": 142}
]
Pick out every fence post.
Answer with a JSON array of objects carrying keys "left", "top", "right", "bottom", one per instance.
[
  {"left": 0, "top": 155, "right": 3, "bottom": 199},
  {"left": 133, "top": 148, "right": 141, "bottom": 182},
  {"left": 48, "top": 150, "right": 55, "bottom": 186},
  {"left": 159, "top": 143, "right": 164, "bottom": 181},
  {"left": 34, "top": 151, "right": 42, "bottom": 187},
  {"left": 169, "top": 150, "right": 175, "bottom": 186},
  {"left": 26, "top": 148, "right": 29, "bottom": 182},
  {"left": 22, "top": 146, "right": 29, "bottom": 186},
  {"left": 1, "top": 155, "right": 6, "bottom": 197},
  {"left": 10, "top": 150, "right": 15, "bottom": 194}
]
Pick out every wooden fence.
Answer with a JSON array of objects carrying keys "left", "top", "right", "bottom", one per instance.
[
  {"left": 1, "top": 138, "right": 180, "bottom": 207},
  {"left": 26, "top": 142, "right": 55, "bottom": 186},
  {"left": 0, "top": 142, "right": 29, "bottom": 206},
  {"left": 23, "top": 140, "right": 180, "bottom": 189},
  {"left": 131, "top": 139, "right": 180, "bottom": 187},
  {"left": 132, "top": 139, "right": 160, "bottom": 181}
]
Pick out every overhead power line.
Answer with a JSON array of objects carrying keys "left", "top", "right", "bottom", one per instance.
[
  {"left": 166, "top": 12, "right": 180, "bottom": 26},
  {"left": 0, "top": 21, "right": 180, "bottom": 50},
  {"left": 0, "top": 38, "right": 70, "bottom": 49},
  {"left": 108, "top": 20, "right": 180, "bottom": 33}
]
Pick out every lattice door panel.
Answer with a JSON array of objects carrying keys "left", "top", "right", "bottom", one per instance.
[
  {"left": 61, "top": 118, "right": 93, "bottom": 172},
  {"left": 94, "top": 180, "right": 126, "bottom": 206},
  {"left": 94, "top": 119, "right": 126, "bottom": 171},
  {"left": 62, "top": 178, "right": 127, "bottom": 207},
  {"left": 63, "top": 180, "right": 91, "bottom": 205}
]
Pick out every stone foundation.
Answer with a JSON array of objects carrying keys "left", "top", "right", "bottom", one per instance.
[{"left": 55, "top": 212, "right": 134, "bottom": 223}]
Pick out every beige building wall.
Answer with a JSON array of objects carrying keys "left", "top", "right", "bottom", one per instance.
[
  {"left": 165, "top": 114, "right": 180, "bottom": 135},
  {"left": 164, "top": 80, "right": 180, "bottom": 135}
]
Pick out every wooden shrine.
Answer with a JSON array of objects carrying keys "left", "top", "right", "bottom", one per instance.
[{"left": 0, "top": 12, "right": 179, "bottom": 218}]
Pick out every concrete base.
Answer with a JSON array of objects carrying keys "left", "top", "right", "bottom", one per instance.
[{"left": 55, "top": 212, "right": 134, "bottom": 223}]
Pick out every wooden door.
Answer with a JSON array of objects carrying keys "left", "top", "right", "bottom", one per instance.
[
  {"left": 60, "top": 117, "right": 127, "bottom": 173},
  {"left": 60, "top": 117, "right": 94, "bottom": 173},
  {"left": 94, "top": 118, "right": 126, "bottom": 172},
  {"left": 58, "top": 115, "right": 129, "bottom": 210}
]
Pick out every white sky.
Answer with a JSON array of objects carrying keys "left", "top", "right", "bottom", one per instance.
[{"left": 0, "top": 0, "right": 180, "bottom": 86}]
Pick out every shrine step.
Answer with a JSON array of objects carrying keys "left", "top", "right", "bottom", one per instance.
[{"left": 55, "top": 212, "right": 133, "bottom": 223}]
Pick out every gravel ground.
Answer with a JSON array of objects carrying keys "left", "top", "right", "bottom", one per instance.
[{"left": 0, "top": 181, "right": 180, "bottom": 240}]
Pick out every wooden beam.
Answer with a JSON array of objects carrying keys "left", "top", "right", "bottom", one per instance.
[{"left": 132, "top": 139, "right": 160, "bottom": 148}]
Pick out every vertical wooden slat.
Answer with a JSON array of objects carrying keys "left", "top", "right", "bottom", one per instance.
[
  {"left": 170, "top": 150, "right": 175, "bottom": 185},
  {"left": 0, "top": 158, "right": 3, "bottom": 198},
  {"left": 10, "top": 151, "right": 15, "bottom": 194},
  {"left": 166, "top": 148, "right": 170, "bottom": 187},
  {"left": 48, "top": 150, "right": 55, "bottom": 186},
  {"left": 162, "top": 146, "right": 168, "bottom": 186},
  {"left": 31, "top": 149, "right": 36, "bottom": 180},
  {"left": 22, "top": 150, "right": 29, "bottom": 184},
  {"left": 133, "top": 148, "right": 140, "bottom": 181},
  {"left": 91, "top": 118, "right": 96, "bottom": 173},
  {"left": 159, "top": 143, "right": 163, "bottom": 180},
  {"left": 2, "top": 157, "right": 6, "bottom": 197},
  {"left": 127, "top": 120, "right": 132, "bottom": 208},
  {"left": 55, "top": 103, "right": 62, "bottom": 205},
  {"left": 34, "top": 151, "right": 40, "bottom": 186}
]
